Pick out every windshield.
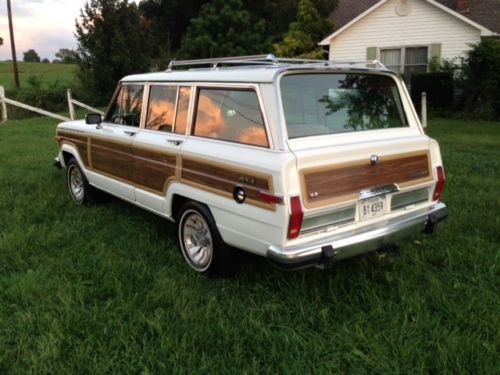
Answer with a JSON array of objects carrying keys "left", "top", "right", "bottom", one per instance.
[{"left": 280, "top": 73, "right": 408, "bottom": 138}]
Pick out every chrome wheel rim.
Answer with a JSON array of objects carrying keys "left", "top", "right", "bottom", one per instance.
[
  {"left": 68, "top": 165, "right": 85, "bottom": 202},
  {"left": 181, "top": 210, "right": 213, "bottom": 271}
]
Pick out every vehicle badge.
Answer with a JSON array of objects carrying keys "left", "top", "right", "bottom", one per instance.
[{"left": 370, "top": 154, "right": 380, "bottom": 166}]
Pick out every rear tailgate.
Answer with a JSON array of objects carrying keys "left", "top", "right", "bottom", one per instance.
[{"left": 288, "top": 128, "right": 437, "bottom": 233}]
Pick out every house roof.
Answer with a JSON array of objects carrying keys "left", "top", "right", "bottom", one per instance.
[{"left": 320, "top": 0, "right": 499, "bottom": 45}]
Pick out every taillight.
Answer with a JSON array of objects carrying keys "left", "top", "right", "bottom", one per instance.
[
  {"left": 287, "top": 196, "right": 303, "bottom": 239},
  {"left": 259, "top": 191, "right": 283, "bottom": 204},
  {"left": 433, "top": 166, "right": 445, "bottom": 201}
]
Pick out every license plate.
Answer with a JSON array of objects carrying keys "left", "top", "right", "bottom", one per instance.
[{"left": 360, "top": 196, "right": 386, "bottom": 221}]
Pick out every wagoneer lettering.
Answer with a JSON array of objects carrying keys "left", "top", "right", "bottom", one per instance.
[{"left": 54, "top": 54, "right": 447, "bottom": 276}]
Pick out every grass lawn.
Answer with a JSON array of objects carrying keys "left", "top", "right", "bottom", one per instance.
[
  {"left": 0, "top": 117, "right": 498, "bottom": 373},
  {"left": 0, "top": 61, "right": 77, "bottom": 91}
]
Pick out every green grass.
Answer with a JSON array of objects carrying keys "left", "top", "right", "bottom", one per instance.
[
  {"left": 0, "top": 61, "right": 77, "bottom": 91},
  {"left": 0, "top": 117, "right": 498, "bottom": 373}
]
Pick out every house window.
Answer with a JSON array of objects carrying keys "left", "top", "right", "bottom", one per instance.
[{"left": 380, "top": 46, "right": 428, "bottom": 83}]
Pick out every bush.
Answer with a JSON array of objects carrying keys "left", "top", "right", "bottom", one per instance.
[
  {"left": 458, "top": 38, "right": 500, "bottom": 120},
  {"left": 5, "top": 76, "right": 82, "bottom": 120},
  {"left": 410, "top": 72, "right": 454, "bottom": 114}
]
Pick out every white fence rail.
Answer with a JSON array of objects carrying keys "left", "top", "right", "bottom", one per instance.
[
  {"left": 67, "top": 89, "right": 104, "bottom": 120},
  {"left": 0, "top": 85, "right": 103, "bottom": 123},
  {"left": 0, "top": 85, "right": 69, "bottom": 122}
]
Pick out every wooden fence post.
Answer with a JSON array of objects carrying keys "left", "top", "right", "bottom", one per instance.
[
  {"left": 67, "top": 88, "right": 75, "bottom": 120},
  {"left": 0, "top": 86, "right": 8, "bottom": 122},
  {"left": 421, "top": 92, "right": 427, "bottom": 129}
]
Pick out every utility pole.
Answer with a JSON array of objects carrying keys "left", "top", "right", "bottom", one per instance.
[{"left": 7, "top": 0, "right": 20, "bottom": 89}]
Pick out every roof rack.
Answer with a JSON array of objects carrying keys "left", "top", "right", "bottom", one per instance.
[{"left": 166, "top": 54, "right": 387, "bottom": 71}]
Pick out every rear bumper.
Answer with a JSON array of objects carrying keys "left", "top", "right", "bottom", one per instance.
[{"left": 267, "top": 202, "right": 448, "bottom": 269}]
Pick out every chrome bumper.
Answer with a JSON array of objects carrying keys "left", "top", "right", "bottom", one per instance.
[{"left": 267, "top": 202, "right": 448, "bottom": 269}]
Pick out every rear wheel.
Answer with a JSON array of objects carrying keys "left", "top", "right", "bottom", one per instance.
[
  {"left": 177, "top": 201, "right": 236, "bottom": 276},
  {"left": 66, "top": 158, "right": 95, "bottom": 204}
]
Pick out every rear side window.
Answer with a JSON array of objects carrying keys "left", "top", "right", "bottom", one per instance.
[
  {"left": 193, "top": 88, "right": 268, "bottom": 148},
  {"left": 281, "top": 73, "right": 408, "bottom": 138},
  {"left": 106, "top": 84, "right": 144, "bottom": 127},
  {"left": 145, "top": 86, "right": 177, "bottom": 132}
]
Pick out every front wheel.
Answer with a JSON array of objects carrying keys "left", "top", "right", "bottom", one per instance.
[
  {"left": 66, "top": 158, "right": 95, "bottom": 204},
  {"left": 177, "top": 202, "right": 236, "bottom": 276}
]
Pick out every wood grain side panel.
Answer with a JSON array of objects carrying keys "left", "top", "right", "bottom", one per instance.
[
  {"left": 57, "top": 131, "right": 89, "bottom": 166},
  {"left": 91, "top": 137, "right": 131, "bottom": 180},
  {"left": 180, "top": 157, "right": 275, "bottom": 210},
  {"left": 302, "top": 152, "right": 432, "bottom": 208},
  {"left": 132, "top": 147, "right": 177, "bottom": 193}
]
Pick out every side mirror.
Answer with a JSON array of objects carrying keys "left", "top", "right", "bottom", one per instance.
[{"left": 85, "top": 113, "right": 102, "bottom": 126}]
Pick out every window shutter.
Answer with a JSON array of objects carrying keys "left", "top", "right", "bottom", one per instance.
[
  {"left": 430, "top": 43, "right": 442, "bottom": 61},
  {"left": 366, "top": 47, "right": 377, "bottom": 60}
]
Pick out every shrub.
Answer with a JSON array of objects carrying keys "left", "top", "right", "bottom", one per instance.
[
  {"left": 5, "top": 76, "right": 82, "bottom": 119},
  {"left": 458, "top": 38, "right": 500, "bottom": 120},
  {"left": 410, "top": 72, "right": 454, "bottom": 114}
]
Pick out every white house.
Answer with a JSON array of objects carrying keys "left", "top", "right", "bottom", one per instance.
[{"left": 319, "top": 0, "right": 499, "bottom": 81}]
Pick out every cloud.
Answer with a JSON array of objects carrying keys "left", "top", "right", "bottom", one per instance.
[
  {"left": 0, "top": 0, "right": 141, "bottom": 61},
  {"left": 0, "top": 0, "right": 80, "bottom": 60}
]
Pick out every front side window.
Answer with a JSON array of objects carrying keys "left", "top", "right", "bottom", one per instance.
[
  {"left": 193, "top": 88, "right": 268, "bottom": 147},
  {"left": 146, "top": 86, "right": 177, "bottom": 132},
  {"left": 281, "top": 73, "right": 408, "bottom": 138},
  {"left": 106, "top": 84, "right": 144, "bottom": 127}
]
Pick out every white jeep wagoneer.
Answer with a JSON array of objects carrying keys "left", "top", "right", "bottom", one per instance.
[{"left": 54, "top": 54, "right": 447, "bottom": 275}]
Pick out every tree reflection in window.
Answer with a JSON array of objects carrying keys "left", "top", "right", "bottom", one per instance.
[
  {"left": 106, "top": 84, "right": 144, "bottom": 127},
  {"left": 319, "top": 75, "right": 406, "bottom": 131},
  {"left": 146, "top": 86, "right": 176, "bottom": 132},
  {"left": 281, "top": 74, "right": 408, "bottom": 138}
]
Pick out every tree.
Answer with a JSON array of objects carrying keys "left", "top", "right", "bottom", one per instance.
[
  {"left": 55, "top": 48, "right": 77, "bottom": 64},
  {"left": 178, "top": 0, "right": 269, "bottom": 59},
  {"left": 243, "top": 0, "right": 336, "bottom": 44},
  {"left": 0, "top": 37, "right": 3, "bottom": 46},
  {"left": 42, "top": 58, "right": 50, "bottom": 63},
  {"left": 23, "top": 49, "right": 41, "bottom": 62},
  {"left": 75, "top": 0, "right": 151, "bottom": 103},
  {"left": 139, "top": 0, "right": 209, "bottom": 63},
  {"left": 459, "top": 38, "right": 500, "bottom": 119},
  {"left": 273, "top": 0, "right": 333, "bottom": 59}
]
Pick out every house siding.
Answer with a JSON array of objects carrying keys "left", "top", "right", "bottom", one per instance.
[{"left": 329, "top": 0, "right": 481, "bottom": 62}]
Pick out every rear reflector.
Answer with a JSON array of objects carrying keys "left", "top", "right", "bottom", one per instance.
[
  {"left": 287, "top": 196, "right": 303, "bottom": 239},
  {"left": 433, "top": 166, "right": 445, "bottom": 201}
]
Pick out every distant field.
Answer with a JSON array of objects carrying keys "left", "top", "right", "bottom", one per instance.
[
  {"left": 0, "top": 117, "right": 498, "bottom": 373},
  {"left": 0, "top": 61, "right": 77, "bottom": 90}
]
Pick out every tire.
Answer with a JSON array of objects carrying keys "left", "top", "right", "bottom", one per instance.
[
  {"left": 177, "top": 201, "right": 236, "bottom": 276},
  {"left": 66, "top": 158, "right": 96, "bottom": 205}
]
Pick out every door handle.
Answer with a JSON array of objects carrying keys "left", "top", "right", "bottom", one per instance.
[
  {"left": 167, "top": 139, "right": 183, "bottom": 146},
  {"left": 123, "top": 130, "right": 137, "bottom": 136}
]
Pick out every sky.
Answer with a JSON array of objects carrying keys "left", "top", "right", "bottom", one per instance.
[{"left": 0, "top": 0, "right": 139, "bottom": 61}]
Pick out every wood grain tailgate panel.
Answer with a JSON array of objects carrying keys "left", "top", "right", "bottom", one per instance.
[{"left": 302, "top": 152, "right": 432, "bottom": 208}]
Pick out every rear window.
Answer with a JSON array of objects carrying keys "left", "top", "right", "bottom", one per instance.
[{"left": 280, "top": 73, "right": 408, "bottom": 138}]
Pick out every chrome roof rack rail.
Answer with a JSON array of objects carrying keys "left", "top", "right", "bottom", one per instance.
[
  {"left": 166, "top": 54, "right": 388, "bottom": 71},
  {"left": 167, "top": 54, "right": 277, "bottom": 70}
]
